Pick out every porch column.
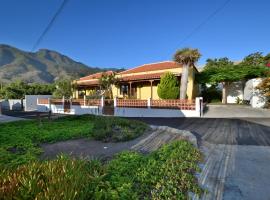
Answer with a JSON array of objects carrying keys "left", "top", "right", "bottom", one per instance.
[
  {"left": 129, "top": 82, "right": 132, "bottom": 97},
  {"left": 149, "top": 80, "right": 154, "bottom": 99}
]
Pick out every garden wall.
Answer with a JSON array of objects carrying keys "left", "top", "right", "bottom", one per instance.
[
  {"left": 0, "top": 99, "right": 25, "bottom": 110},
  {"left": 114, "top": 107, "right": 200, "bottom": 117},
  {"left": 25, "top": 95, "right": 52, "bottom": 111},
  {"left": 227, "top": 78, "right": 267, "bottom": 108},
  {"left": 37, "top": 97, "right": 203, "bottom": 118}
]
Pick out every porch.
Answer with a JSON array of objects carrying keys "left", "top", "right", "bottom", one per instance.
[{"left": 116, "top": 73, "right": 181, "bottom": 100}]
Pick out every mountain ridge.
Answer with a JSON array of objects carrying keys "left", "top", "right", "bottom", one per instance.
[{"left": 0, "top": 44, "right": 120, "bottom": 83}]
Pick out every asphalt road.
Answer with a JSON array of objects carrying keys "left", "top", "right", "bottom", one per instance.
[{"left": 134, "top": 117, "right": 270, "bottom": 200}]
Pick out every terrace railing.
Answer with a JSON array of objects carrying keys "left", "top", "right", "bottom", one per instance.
[
  {"left": 37, "top": 97, "right": 198, "bottom": 111},
  {"left": 116, "top": 99, "right": 148, "bottom": 108},
  {"left": 151, "top": 99, "right": 195, "bottom": 110}
]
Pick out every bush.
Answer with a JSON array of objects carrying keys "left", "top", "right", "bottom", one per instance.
[
  {"left": 201, "top": 84, "right": 222, "bottom": 103},
  {"left": 0, "top": 141, "right": 203, "bottom": 200},
  {"left": 157, "top": 72, "right": 179, "bottom": 99},
  {"left": 92, "top": 116, "right": 148, "bottom": 142},
  {"left": 0, "top": 155, "right": 107, "bottom": 200},
  {"left": 107, "top": 140, "right": 203, "bottom": 199}
]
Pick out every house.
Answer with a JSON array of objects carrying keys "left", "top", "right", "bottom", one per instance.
[{"left": 73, "top": 61, "right": 199, "bottom": 100}]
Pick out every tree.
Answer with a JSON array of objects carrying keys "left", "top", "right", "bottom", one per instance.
[
  {"left": 241, "top": 52, "right": 265, "bottom": 67},
  {"left": 157, "top": 72, "right": 179, "bottom": 99},
  {"left": 99, "top": 72, "right": 117, "bottom": 99},
  {"left": 197, "top": 58, "right": 241, "bottom": 104},
  {"left": 173, "top": 48, "right": 201, "bottom": 99},
  {"left": 198, "top": 56, "right": 270, "bottom": 104},
  {"left": 53, "top": 79, "right": 73, "bottom": 98},
  {"left": 0, "top": 80, "right": 29, "bottom": 99},
  {"left": 239, "top": 52, "right": 270, "bottom": 78}
]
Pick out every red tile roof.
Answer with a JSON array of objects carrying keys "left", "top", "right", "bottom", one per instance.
[
  {"left": 120, "top": 61, "right": 182, "bottom": 74},
  {"left": 76, "top": 80, "right": 100, "bottom": 86},
  {"left": 120, "top": 72, "right": 181, "bottom": 82},
  {"left": 78, "top": 71, "right": 114, "bottom": 81}
]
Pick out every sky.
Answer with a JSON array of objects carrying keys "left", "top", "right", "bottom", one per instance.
[{"left": 0, "top": 0, "right": 269, "bottom": 69}]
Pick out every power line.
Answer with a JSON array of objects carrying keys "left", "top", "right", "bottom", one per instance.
[
  {"left": 177, "top": 0, "right": 232, "bottom": 47},
  {"left": 31, "top": 0, "right": 70, "bottom": 51}
]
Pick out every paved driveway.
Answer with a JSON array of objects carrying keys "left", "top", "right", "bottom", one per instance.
[
  {"left": 0, "top": 114, "right": 25, "bottom": 123},
  {"left": 203, "top": 104, "right": 270, "bottom": 118},
  {"left": 135, "top": 117, "right": 270, "bottom": 200}
]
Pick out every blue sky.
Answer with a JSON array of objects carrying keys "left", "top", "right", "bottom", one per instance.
[{"left": 0, "top": 0, "right": 269, "bottom": 69}]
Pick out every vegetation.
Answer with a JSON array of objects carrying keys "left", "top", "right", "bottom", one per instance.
[
  {"left": 92, "top": 116, "right": 148, "bottom": 142},
  {"left": 173, "top": 48, "right": 201, "bottom": 99},
  {"left": 197, "top": 55, "right": 269, "bottom": 104},
  {"left": 0, "top": 115, "right": 148, "bottom": 169},
  {"left": 0, "top": 141, "right": 203, "bottom": 200},
  {"left": 53, "top": 79, "right": 73, "bottom": 98},
  {"left": 99, "top": 72, "right": 118, "bottom": 99},
  {"left": 256, "top": 77, "right": 270, "bottom": 107},
  {"left": 0, "top": 80, "right": 54, "bottom": 99},
  {"left": 200, "top": 84, "right": 222, "bottom": 103},
  {"left": 157, "top": 72, "right": 179, "bottom": 99}
]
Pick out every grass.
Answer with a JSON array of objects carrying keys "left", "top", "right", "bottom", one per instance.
[
  {"left": 0, "top": 115, "right": 148, "bottom": 169},
  {"left": 0, "top": 141, "right": 203, "bottom": 200}
]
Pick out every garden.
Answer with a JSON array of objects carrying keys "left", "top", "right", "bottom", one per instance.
[{"left": 0, "top": 115, "right": 203, "bottom": 199}]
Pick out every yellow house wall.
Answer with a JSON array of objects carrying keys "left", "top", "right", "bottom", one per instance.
[
  {"left": 76, "top": 66, "right": 198, "bottom": 100},
  {"left": 138, "top": 85, "right": 154, "bottom": 100}
]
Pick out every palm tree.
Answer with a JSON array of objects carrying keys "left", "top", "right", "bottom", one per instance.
[{"left": 173, "top": 48, "right": 201, "bottom": 99}]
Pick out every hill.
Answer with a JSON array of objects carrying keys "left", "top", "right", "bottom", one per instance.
[{"left": 0, "top": 44, "right": 118, "bottom": 83}]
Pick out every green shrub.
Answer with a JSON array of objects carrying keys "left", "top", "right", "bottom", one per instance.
[
  {"left": 157, "top": 72, "right": 179, "bottom": 99},
  {"left": 201, "top": 84, "right": 222, "bottom": 103},
  {"left": 92, "top": 116, "right": 148, "bottom": 142},
  {"left": 0, "top": 155, "right": 107, "bottom": 200},
  {"left": 0, "top": 141, "right": 203, "bottom": 200},
  {"left": 107, "top": 140, "right": 203, "bottom": 199}
]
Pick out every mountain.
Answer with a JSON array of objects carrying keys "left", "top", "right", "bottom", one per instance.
[{"left": 0, "top": 44, "right": 117, "bottom": 83}]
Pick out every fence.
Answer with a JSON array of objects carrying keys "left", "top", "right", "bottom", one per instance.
[
  {"left": 37, "top": 97, "right": 203, "bottom": 117},
  {"left": 116, "top": 99, "right": 148, "bottom": 108}
]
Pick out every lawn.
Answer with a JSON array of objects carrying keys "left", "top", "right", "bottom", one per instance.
[{"left": 0, "top": 115, "right": 148, "bottom": 169}]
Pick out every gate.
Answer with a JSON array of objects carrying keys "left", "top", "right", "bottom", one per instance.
[
  {"left": 64, "top": 99, "right": 71, "bottom": 113},
  {"left": 102, "top": 99, "right": 114, "bottom": 115}
]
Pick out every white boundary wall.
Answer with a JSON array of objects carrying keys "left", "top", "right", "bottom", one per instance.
[
  {"left": 114, "top": 107, "right": 199, "bottom": 117},
  {"left": 37, "top": 103, "right": 101, "bottom": 115},
  {"left": 25, "top": 95, "right": 52, "bottom": 111},
  {"left": 0, "top": 99, "right": 24, "bottom": 110},
  {"left": 37, "top": 97, "right": 203, "bottom": 118},
  {"left": 226, "top": 78, "right": 267, "bottom": 108}
]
